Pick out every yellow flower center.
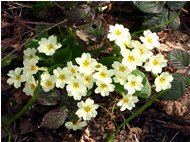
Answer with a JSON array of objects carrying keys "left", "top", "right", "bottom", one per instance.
[
  {"left": 59, "top": 74, "right": 65, "bottom": 80},
  {"left": 45, "top": 80, "right": 53, "bottom": 87},
  {"left": 100, "top": 72, "right": 107, "bottom": 78},
  {"left": 128, "top": 55, "right": 135, "bottom": 62},
  {"left": 119, "top": 66, "right": 126, "bottom": 72},
  {"left": 15, "top": 75, "right": 21, "bottom": 80},
  {"left": 31, "top": 65, "right": 37, "bottom": 71},
  {"left": 30, "top": 83, "right": 36, "bottom": 90},
  {"left": 84, "top": 76, "right": 91, "bottom": 83},
  {"left": 130, "top": 81, "right": 136, "bottom": 87},
  {"left": 71, "top": 68, "right": 76, "bottom": 74},
  {"left": 140, "top": 48, "right": 144, "bottom": 55},
  {"left": 159, "top": 77, "right": 165, "bottom": 84},
  {"left": 29, "top": 54, "right": 33, "bottom": 59},
  {"left": 147, "top": 37, "right": 153, "bottom": 44},
  {"left": 115, "top": 30, "right": 121, "bottom": 36},
  {"left": 123, "top": 98, "right": 129, "bottom": 103},
  {"left": 47, "top": 44, "right": 54, "bottom": 50},
  {"left": 152, "top": 59, "right": 158, "bottom": 66},
  {"left": 123, "top": 41, "right": 129, "bottom": 47},
  {"left": 74, "top": 121, "right": 80, "bottom": 125},
  {"left": 73, "top": 83, "right": 79, "bottom": 89},
  {"left": 83, "top": 60, "right": 90, "bottom": 67},
  {"left": 100, "top": 83, "right": 107, "bottom": 89},
  {"left": 84, "top": 106, "right": 91, "bottom": 112}
]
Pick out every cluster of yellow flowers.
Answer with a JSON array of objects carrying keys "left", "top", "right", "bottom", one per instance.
[{"left": 7, "top": 23, "right": 174, "bottom": 131}]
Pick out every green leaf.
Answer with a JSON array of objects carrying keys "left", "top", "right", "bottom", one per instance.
[
  {"left": 32, "top": 1, "right": 53, "bottom": 13},
  {"left": 77, "top": 17, "right": 106, "bottom": 42},
  {"left": 48, "top": 64, "right": 66, "bottom": 75},
  {"left": 24, "top": 39, "right": 39, "bottom": 49},
  {"left": 38, "top": 89, "right": 61, "bottom": 106},
  {"left": 142, "top": 12, "right": 168, "bottom": 31},
  {"left": 35, "top": 25, "right": 49, "bottom": 40},
  {"left": 108, "top": 133, "right": 114, "bottom": 142},
  {"left": 37, "top": 53, "right": 52, "bottom": 67},
  {"left": 61, "top": 31, "right": 84, "bottom": 62},
  {"left": 114, "top": 83, "right": 126, "bottom": 93},
  {"left": 99, "top": 56, "right": 120, "bottom": 69},
  {"left": 132, "top": 70, "right": 151, "bottom": 98},
  {"left": 160, "top": 73, "right": 186, "bottom": 100},
  {"left": 66, "top": 4, "right": 95, "bottom": 24},
  {"left": 184, "top": 74, "right": 190, "bottom": 86},
  {"left": 55, "top": 2, "right": 79, "bottom": 10},
  {"left": 168, "top": 11, "right": 180, "bottom": 31},
  {"left": 1, "top": 113, "right": 12, "bottom": 125},
  {"left": 52, "top": 48, "right": 72, "bottom": 64},
  {"left": 1, "top": 54, "right": 19, "bottom": 68},
  {"left": 167, "top": 1, "right": 186, "bottom": 10},
  {"left": 133, "top": 1, "right": 166, "bottom": 13},
  {"left": 40, "top": 108, "right": 68, "bottom": 129},
  {"left": 168, "top": 49, "right": 190, "bottom": 69},
  {"left": 70, "top": 45, "right": 84, "bottom": 62}
]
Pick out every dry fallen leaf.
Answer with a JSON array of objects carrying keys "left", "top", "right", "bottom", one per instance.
[
  {"left": 126, "top": 127, "right": 142, "bottom": 142},
  {"left": 79, "top": 127, "right": 96, "bottom": 142},
  {"left": 13, "top": 88, "right": 30, "bottom": 106},
  {"left": 159, "top": 100, "right": 188, "bottom": 117}
]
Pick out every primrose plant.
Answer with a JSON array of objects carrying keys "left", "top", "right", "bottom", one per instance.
[{"left": 7, "top": 23, "right": 173, "bottom": 131}]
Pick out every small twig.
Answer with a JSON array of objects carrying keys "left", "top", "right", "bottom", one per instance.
[
  {"left": 2, "top": 19, "right": 68, "bottom": 61},
  {"left": 14, "top": 2, "right": 32, "bottom": 9},
  {"left": 168, "top": 131, "right": 180, "bottom": 142},
  {"left": 154, "top": 119, "right": 167, "bottom": 124},
  {"left": 20, "top": 20, "right": 54, "bottom": 26},
  {"left": 53, "top": 2, "right": 66, "bottom": 12},
  {"left": 99, "top": 104, "right": 118, "bottom": 128},
  {"left": 2, "top": 30, "right": 33, "bottom": 52},
  {"left": 17, "top": 20, "right": 36, "bottom": 31}
]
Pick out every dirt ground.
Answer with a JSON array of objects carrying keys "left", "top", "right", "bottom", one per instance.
[{"left": 1, "top": 2, "right": 190, "bottom": 142}]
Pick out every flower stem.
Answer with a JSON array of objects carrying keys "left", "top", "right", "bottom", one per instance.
[
  {"left": 7, "top": 73, "right": 42, "bottom": 126},
  {"left": 117, "top": 91, "right": 165, "bottom": 131}
]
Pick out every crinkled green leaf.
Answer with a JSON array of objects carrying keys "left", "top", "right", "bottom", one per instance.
[
  {"left": 168, "top": 49, "right": 190, "bottom": 69},
  {"left": 142, "top": 12, "right": 168, "bottom": 31},
  {"left": 77, "top": 17, "right": 106, "bottom": 42},
  {"left": 35, "top": 25, "right": 49, "bottom": 40},
  {"left": 61, "top": 32, "right": 84, "bottom": 62},
  {"left": 40, "top": 108, "right": 68, "bottom": 129},
  {"left": 1, "top": 113, "right": 12, "bottom": 125},
  {"left": 168, "top": 11, "right": 180, "bottom": 31},
  {"left": 32, "top": 1, "right": 53, "bottom": 13},
  {"left": 55, "top": 2, "right": 79, "bottom": 10},
  {"left": 132, "top": 70, "right": 151, "bottom": 98},
  {"left": 167, "top": 1, "right": 186, "bottom": 10},
  {"left": 114, "top": 83, "right": 126, "bottom": 93},
  {"left": 52, "top": 48, "right": 72, "bottom": 64},
  {"left": 160, "top": 73, "right": 186, "bottom": 100},
  {"left": 48, "top": 64, "right": 66, "bottom": 75},
  {"left": 99, "top": 56, "right": 120, "bottom": 69},
  {"left": 184, "top": 74, "right": 190, "bottom": 86},
  {"left": 24, "top": 39, "right": 39, "bottom": 49},
  {"left": 133, "top": 1, "right": 166, "bottom": 13},
  {"left": 1, "top": 54, "right": 19, "bottom": 68},
  {"left": 66, "top": 4, "right": 95, "bottom": 24},
  {"left": 38, "top": 89, "right": 61, "bottom": 106}
]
